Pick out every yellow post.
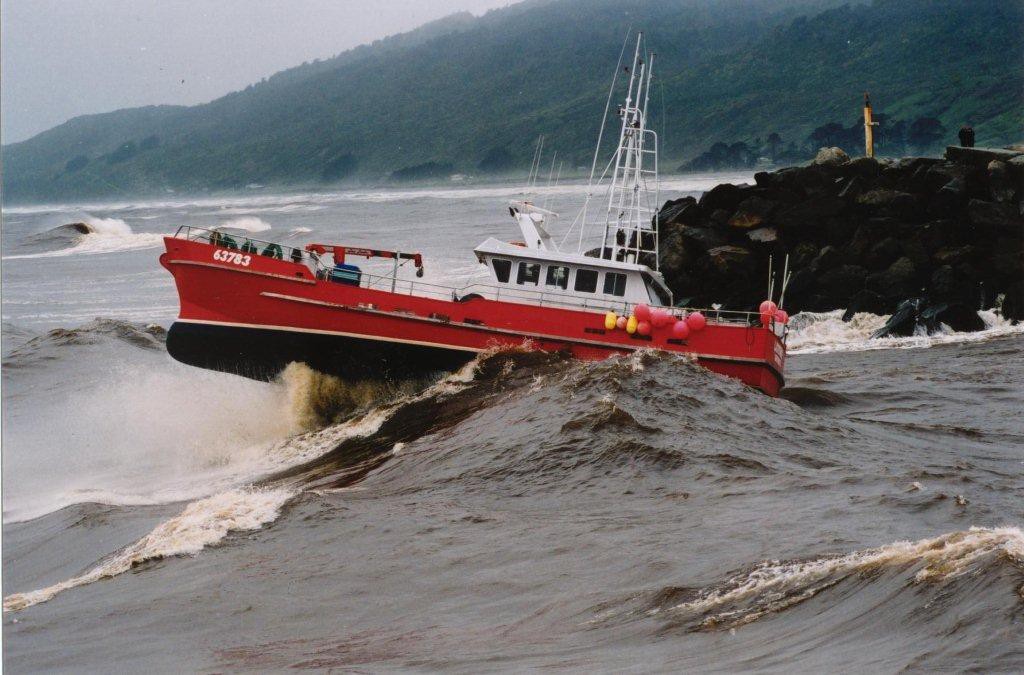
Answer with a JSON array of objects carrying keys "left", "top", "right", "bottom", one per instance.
[{"left": 863, "top": 92, "right": 878, "bottom": 158}]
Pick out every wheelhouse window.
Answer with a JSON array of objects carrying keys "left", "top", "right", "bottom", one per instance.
[
  {"left": 517, "top": 262, "right": 540, "bottom": 285},
  {"left": 574, "top": 269, "right": 599, "bottom": 293},
  {"left": 603, "top": 272, "right": 627, "bottom": 296},
  {"left": 546, "top": 265, "right": 569, "bottom": 289},
  {"left": 492, "top": 258, "right": 511, "bottom": 283}
]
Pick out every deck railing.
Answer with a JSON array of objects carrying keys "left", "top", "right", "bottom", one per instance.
[{"left": 172, "top": 226, "right": 763, "bottom": 327}]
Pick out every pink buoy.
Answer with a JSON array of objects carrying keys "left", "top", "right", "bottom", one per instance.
[
  {"left": 671, "top": 320, "right": 690, "bottom": 339},
  {"left": 686, "top": 311, "right": 706, "bottom": 332},
  {"left": 616, "top": 316, "right": 627, "bottom": 330},
  {"left": 637, "top": 320, "right": 652, "bottom": 336},
  {"left": 774, "top": 309, "right": 789, "bottom": 325},
  {"left": 759, "top": 300, "right": 778, "bottom": 314},
  {"left": 634, "top": 303, "right": 651, "bottom": 322},
  {"left": 651, "top": 309, "right": 673, "bottom": 328},
  {"left": 760, "top": 310, "right": 774, "bottom": 326}
]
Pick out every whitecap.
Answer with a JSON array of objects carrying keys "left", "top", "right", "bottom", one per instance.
[
  {"left": 787, "top": 308, "right": 1024, "bottom": 354},
  {"left": 3, "top": 216, "right": 164, "bottom": 259}
]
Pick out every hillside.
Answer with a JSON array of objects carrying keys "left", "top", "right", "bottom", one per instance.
[{"left": 2, "top": 0, "right": 1022, "bottom": 203}]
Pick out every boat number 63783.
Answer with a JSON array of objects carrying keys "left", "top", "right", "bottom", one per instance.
[{"left": 213, "top": 249, "right": 251, "bottom": 266}]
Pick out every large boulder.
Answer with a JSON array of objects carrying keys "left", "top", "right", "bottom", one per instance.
[
  {"left": 774, "top": 195, "right": 846, "bottom": 234},
  {"left": 856, "top": 189, "right": 920, "bottom": 220},
  {"left": 679, "top": 224, "right": 726, "bottom": 252},
  {"left": 813, "top": 147, "right": 850, "bottom": 166},
  {"left": 659, "top": 196, "right": 705, "bottom": 228},
  {"left": 867, "top": 257, "right": 919, "bottom": 299},
  {"left": 967, "top": 199, "right": 1024, "bottom": 232},
  {"left": 1002, "top": 280, "right": 1024, "bottom": 323},
  {"left": 843, "top": 156, "right": 882, "bottom": 180},
  {"left": 865, "top": 237, "right": 901, "bottom": 270},
  {"left": 705, "top": 245, "right": 753, "bottom": 276},
  {"left": 843, "top": 289, "right": 891, "bottom": 320},
  {"left": 922, "top": 303, "right": 985, "bottom": 333},
  {"left": 728, "top": 196, "right": 776, "bottom": 229},
  {"left": 809, "top": 244, "right": 843, "bottom": 274},
  {"left": 987, "top": 160, "right": 1017, "bottom": 203},
  {"left": 817, "top": 264, "right": 868, "bottom": 299},
  {"left": 698, "top": 183, "right": 751, "bottom": 214}
]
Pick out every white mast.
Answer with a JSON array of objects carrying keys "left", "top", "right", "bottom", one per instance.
[{"left": 598, "top": 32, "right": 659, "bottom": 269}]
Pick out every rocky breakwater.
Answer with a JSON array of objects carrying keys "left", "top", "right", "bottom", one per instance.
[{"left": 658, "top": 146, "right": 1024, "bottom": 335}]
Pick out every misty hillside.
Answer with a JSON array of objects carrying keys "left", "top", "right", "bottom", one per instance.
[{"left": 2, "top": 0, "right": 1022, "bottom": 202}]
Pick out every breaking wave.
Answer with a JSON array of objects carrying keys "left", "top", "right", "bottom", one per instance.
[
  {"left": 629, "top": 527, "right": 1024, "bottom": 632},
  {"left": 787, "top": 309, "right": 1024, "bottom": 354},
  {"left": 4, "top": 217, "right": 164, "bottom": 259},
  {"left": 216, "top": 216, "right": 271, "bottom": 232},
  {"left": 3, "top": 487, "right": 294, "bottom": 612}
]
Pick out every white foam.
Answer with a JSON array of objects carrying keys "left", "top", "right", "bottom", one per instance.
[
  {"left": 787, "top": 309, "right": 1024, "bottom": 354},
  {"left": 1, "top": 171, "right": 754, "bottom": 217},
  {"left": 673, "top": 526, "right": 1024, "bottom": 629},
  {"left": 217, "top": 216, "right": 271, "bottom": 232},
  {"left": 1, "top": 362, "right": 406, "bottom": 611},
  {"left": 3, "top": 216, "right": 164, "bottom": 259},
  {"left": 3, "top": 487, "right": 294, "bottom": 612},
  {"left": 2, "top": 361, "right": 386, "bottom": 523}
]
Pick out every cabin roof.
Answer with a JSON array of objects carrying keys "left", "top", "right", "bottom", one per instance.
[{"left": 473, "top": 237, "right": 654, "bottom": 273}]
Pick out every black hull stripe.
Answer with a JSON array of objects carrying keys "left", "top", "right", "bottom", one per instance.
[{"left": 170, "top": 318, "right": 784, "bottom": 387}]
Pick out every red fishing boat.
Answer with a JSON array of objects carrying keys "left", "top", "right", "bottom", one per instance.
[{"left": 160, "top": 34, "right": 789, "bottom": 395}]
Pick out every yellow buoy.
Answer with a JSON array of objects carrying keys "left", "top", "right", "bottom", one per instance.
[
  {"left": 626, "top": 315, "right": 638, "bottom": 334},
  {"left": 604, "top": 312, "right": 618, "bottom": 330}
]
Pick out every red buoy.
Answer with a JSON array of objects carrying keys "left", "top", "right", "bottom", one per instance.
[
  {"left": 651, "top": 309, "right": 673, "bottom": 328},
  {"left": 687, "top": 312, "right": 706, "bottom": 331},
  {"left": 635, "top": 304, "right": 651, "bottom": 322},
  {"left": 671, "top": 320, "right": 690, "bottom": 339},
  {"left": 637, "top": 320, "right": 652, "bottom": 336}
]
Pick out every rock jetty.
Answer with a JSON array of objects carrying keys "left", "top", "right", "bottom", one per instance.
[{"left": 657, "top": 146, "right": 1024, "bottom": 333}]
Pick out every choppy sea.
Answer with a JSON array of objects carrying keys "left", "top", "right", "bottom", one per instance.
[{"left": 3, "top": 175, "right": 1022, "bottom": 672}]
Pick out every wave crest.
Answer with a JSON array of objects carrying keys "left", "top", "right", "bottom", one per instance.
[
  {"left": 5, "top": 217, "right": 163, "bottom": 259},
  {"left": 3, "top": 487, "right": 293, "bottom": 612}
]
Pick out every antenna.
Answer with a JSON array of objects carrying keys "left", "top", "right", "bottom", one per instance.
[
  {"left": 542, "top": 151, "right": 557, "bottom": 209},
  {"left": 778, "top": 255, "right": 792, "bottom": 309}
]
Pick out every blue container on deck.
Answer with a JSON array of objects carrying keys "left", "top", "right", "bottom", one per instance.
[{"left": 329, "top": 263, "right": 362, "bottom": 285}]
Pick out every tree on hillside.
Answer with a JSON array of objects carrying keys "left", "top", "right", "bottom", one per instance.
[
  {"left": 907, "top": 117, "right": 946, "bottom": 153},
  {"left": 808, "top": 122, "right": 845, "bottom": 150},
  {"left": 478, "top": 145, "right": 514, "bottom": 173},
  {"left": 767, "top": 132, "right": 782, "bottom": 161}
]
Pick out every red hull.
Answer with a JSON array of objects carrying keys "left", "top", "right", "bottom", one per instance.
[{"left": 160, "top": 237, "right": 786, "bottom": 396}]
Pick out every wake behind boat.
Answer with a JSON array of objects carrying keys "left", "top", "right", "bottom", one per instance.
[{"left": 160, "top": 34, "right": 788, "bottom": 396}]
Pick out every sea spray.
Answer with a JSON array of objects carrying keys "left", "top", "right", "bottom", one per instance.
[{"left": 279, "top": 362, "right": 423, "bottom": 429}]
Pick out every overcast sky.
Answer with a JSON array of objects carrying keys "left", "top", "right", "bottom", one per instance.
[{"left": 1, "top": 0, "right": 516, "bottom": 144}]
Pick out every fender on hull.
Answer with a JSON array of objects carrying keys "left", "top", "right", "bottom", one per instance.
[{"left": 166, "top": 321, "right": 477, "bottom": 382}]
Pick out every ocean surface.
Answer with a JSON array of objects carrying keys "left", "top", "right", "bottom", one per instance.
[{"left": 3, "top": 176, "right": 1023, "bottom": 672}]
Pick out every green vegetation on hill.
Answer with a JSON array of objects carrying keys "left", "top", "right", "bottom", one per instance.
[{"left": 3, "top": 0, "right": 1022, "bottom": 202}]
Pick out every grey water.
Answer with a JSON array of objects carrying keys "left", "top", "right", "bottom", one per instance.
[{"left": 2, "top": 176, "right": 1022, "bottom": 672}]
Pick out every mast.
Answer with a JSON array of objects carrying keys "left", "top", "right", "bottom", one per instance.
[{"left": 595, "top": 32, "right": 659, "bottom": 270}]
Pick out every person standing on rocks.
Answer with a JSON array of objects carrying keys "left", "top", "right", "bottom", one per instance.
[{"left": 958, "top": 124, "right": 975, "bottom": 148}]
